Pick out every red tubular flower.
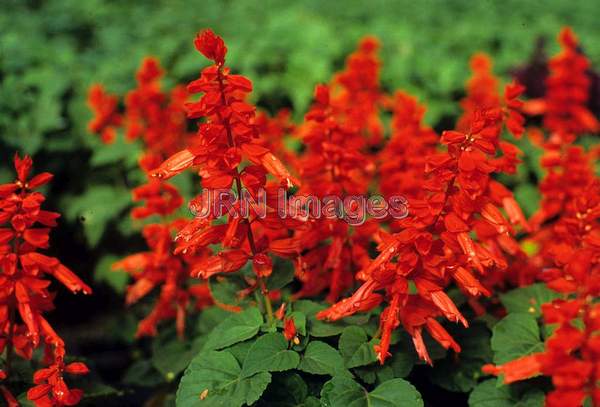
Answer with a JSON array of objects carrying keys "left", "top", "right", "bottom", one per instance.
[
  {"left": 485, "top": 52, "right": 600, "bottom": 403},
  {"left": 379, "top": 91, "right": 438, "bottom": 205},
  {"left": 100, "top": 56, "right": 216, "bottom": 339},
  {"left": 482, "top": 353, "right": 542, "bottom": 384},
  {"left": 113, "top": 222, "right": 213, "bottom": 338},
  {"left": 87, "top": 84, "right": 122, "bottom": 144},
  {"left": 152, "top": 29, "right": 297, "bottom": 320},
  {"left": 288, "top": 36, "right": 387, "bottom": 302},
  {"left": 0, "top": 154, "right": 90, "bottom": 407},
  {"left": 283, "top": 316, "right": 298, "bottom": 344},
  {"left": 523, "top": 27, "right": 599, "bottom": 139},
  {"left": 319, "top": 76, "right": 528, "bottom": 363},
  {"left": 331, "top": 36, "right": 384, "bottom": 145},
  {"left": 456, "top": 53, "right": 501, "bottom": 132},
  {"left": 124, "top": 57, "right": 191, "bottom": 155},
  {"left": 27, "top": 353, "right": 89, "bottom": 407}
]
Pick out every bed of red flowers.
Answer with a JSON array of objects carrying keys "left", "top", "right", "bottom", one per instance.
[{"left": 1, "top": 26, "right": 598, "bottom": 406}]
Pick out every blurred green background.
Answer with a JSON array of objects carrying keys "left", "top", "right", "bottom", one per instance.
[{"left": 1, "top": 0, "right": 600, "bottom": 323}]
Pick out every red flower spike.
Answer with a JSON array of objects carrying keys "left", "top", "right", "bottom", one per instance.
[
  {"left": 523, "top": 26, "right": 599, "bottom": 138},
  {"left": 322, "top": 49, "right": 528, "bottom": 363},
  {"left": 484, "top": 38, "right": 600, "bottom": 403},
  {"left": 0, "top": 154, "right": 90, "bottom": 406},
  {"left": 87, "top": 84, "right": 122, "bottom": 144},
  {"left": 143, "top": 29, "right": 298, "bottom": 324}
]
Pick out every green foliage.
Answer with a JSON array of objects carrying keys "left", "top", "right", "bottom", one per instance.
[
  {"left": 338, "top": 326, "right": 378, "bottom": 369},
  {"left": 61, "top": 185, "right": 131, "bottom": 247},
  {"left": 321, "top": 376, "right": 424, "bottom": 407},
  {"left": 240, "top": 333, "right": 300, "bottom": 378},
  {"left": 500, "top": 284, "right": 562, "bottom": 317},
  {"left": 202, "top": 307, "right": 263, "bottom": 351},
  {"left": 428, "top": 323, "right": 493, "bottom": 393},
  {"left": 176, "top": 350, "right": 271, "bottom": 407},
  {"left": 491, "top": 313, "right": 544, "bottom": 365},
  {"left": 469, "top": 379, "right": 544, "bottom": 407},
  {"left": 3, "top": 1, "right": 599, "bottom": 405},
  {"left": 94, "top": 254, "right": 128, "bottom": 292},
  {"left": 152, "top": 329, "right": 197, "bottom": 379},
  {"left": 297, "top": 341, "right": 350, "bottom": 377}
]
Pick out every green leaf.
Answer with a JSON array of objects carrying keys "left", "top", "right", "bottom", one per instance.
[
  {"left": 122, "top": 360, "right": 164, "bottom": 387},
  {"left": 259, "top": 372, "right": 309, "bottom": 406},
  {"left": 62, "top": 185, "right": 131, "bottom": 247},
  {"left": 203, "top": 307, "right": 263, "bottom": 351},
  {"left": 491, "top": 313, "right": 544, "bottom": 364},
  {"left": 227, "top": 340, "right": 255, "bottom": 365},
  {"left": 241, "top": 333, "right": 300, "bottom": 378},
  {"left": 321, "top": 376, "right": 424, "bottom": 407},
  {"left": 293, "top": 300, "right": 344, "bottom": 337},
  {"left": 387, "top": 344, "right": 416, "bottom": 379},
  {"left": 195, "top": 306, "right": 232, "bottom": 334},
  {"left": 297, "top": 341, "right": 350, "bottom": 377},
  {"left": 94, "top": 254, "right": 128, "bottom": 293},
  {"left": 500, "top": 284, "right": 561, "bottom": 317},
  {"left": 266, "top": 257, "right": 295, "bottom": 290},
  {"left": 468, "top": 379, "right": 544, "bottom": 407},
  {"left": 338, "top": 326, "right": 377, "bottom": 368},
  {"left": 428, "top": 323, "right": 492, "bottom": 393},
  {"left": 176, "top": 350, "right": 271, "bottom": 407},
  {"left": 208, "top": 275, "right": 251, "bottom": 310},
  {"left": 152, "top": 330, "right": 194, "bottom": 379},
  {"left": 90, "top": 133, "right": 141, "bottom": 168}
]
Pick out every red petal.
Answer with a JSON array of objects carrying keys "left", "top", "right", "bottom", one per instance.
[
  {"left": 65, "top": 362, "right": 90, "bottom": 375},
  {"left": 28, "top": 173, "right": 53, "bottom": 189}
]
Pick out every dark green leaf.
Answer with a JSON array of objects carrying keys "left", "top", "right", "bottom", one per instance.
[
  {"left": 321, "top": 376, "right": 424, "bottom": 407},
  {"left": 241, "top": 333, "right": 300, "bottom": 377},
  {"left": 267, "top": 257, "right": 295, "bottom": 290},
  {"left": 500, "top": 284, "right": 561, "bottom": 317},
  {"left": 176, "top": 350, "right": 271, "bottom": 407},
  {"left": 298, "top": 341, "right": 350, "bottom": 377},
  {"left": 468, "top": 379, "right": 544, "bottom": 407},
  {"left": 428, "top": 323, "right": 492, "bottom": 393},
  {"left": 491, "top": 313, "right": 544, "bottom": 365},
  {"left": 203, "top": 307, "right": 263, "bottom": 351},
  {"left": 338, "top": 326, "right": 377, "bottom": 368}
]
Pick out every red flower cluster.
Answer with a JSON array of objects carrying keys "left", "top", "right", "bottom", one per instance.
[
  {"left": 124, "top": 57, "right": 190, "bottom": 156},
  {"left": 317, "top": 53, "right": 528, "bottom": 363},
  {"left": 102, "top": 58, "right": 213, "bottom": 338},
  {"left": 456, "top": 53, "right": 501, "bottom": 132},
  {"left": 291, "top": 84, "right": 375, "bottom": 301},
  {"left": 290, "top": 38, "right": 386, "bottom": 302},
  {"left": 524, "top": 27, "right": 599, "bottom": 140},
  {"left": 85, "top": 26, "right": 600, "bottom": 406},
  {"left": 331, "top": 36, "right": 384, "bottom": 145},
  {"left": 484, "top": 158, "right": 600, "bottom": 407},
  {"left": 87, "top": 84, "right": 122, "bottom": 144},
  {"left": 113, "top": 221, "right": 213, "bottom": 338},
  {"left": 151, "top": 29, "right": 299, "bottom": 321},
  {"left": 379, "top": 91, "right": 438, "bottom": 203},
  {"left": 483, "top": 27, "right": 600, "bottom": 407},
  {"left": 0, "top": 155, "right": 91, "bottom": 406}
]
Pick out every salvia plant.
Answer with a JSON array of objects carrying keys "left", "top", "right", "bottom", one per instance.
[{"left": 0, "top": 25, "right": 598, "bottom": 407}]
